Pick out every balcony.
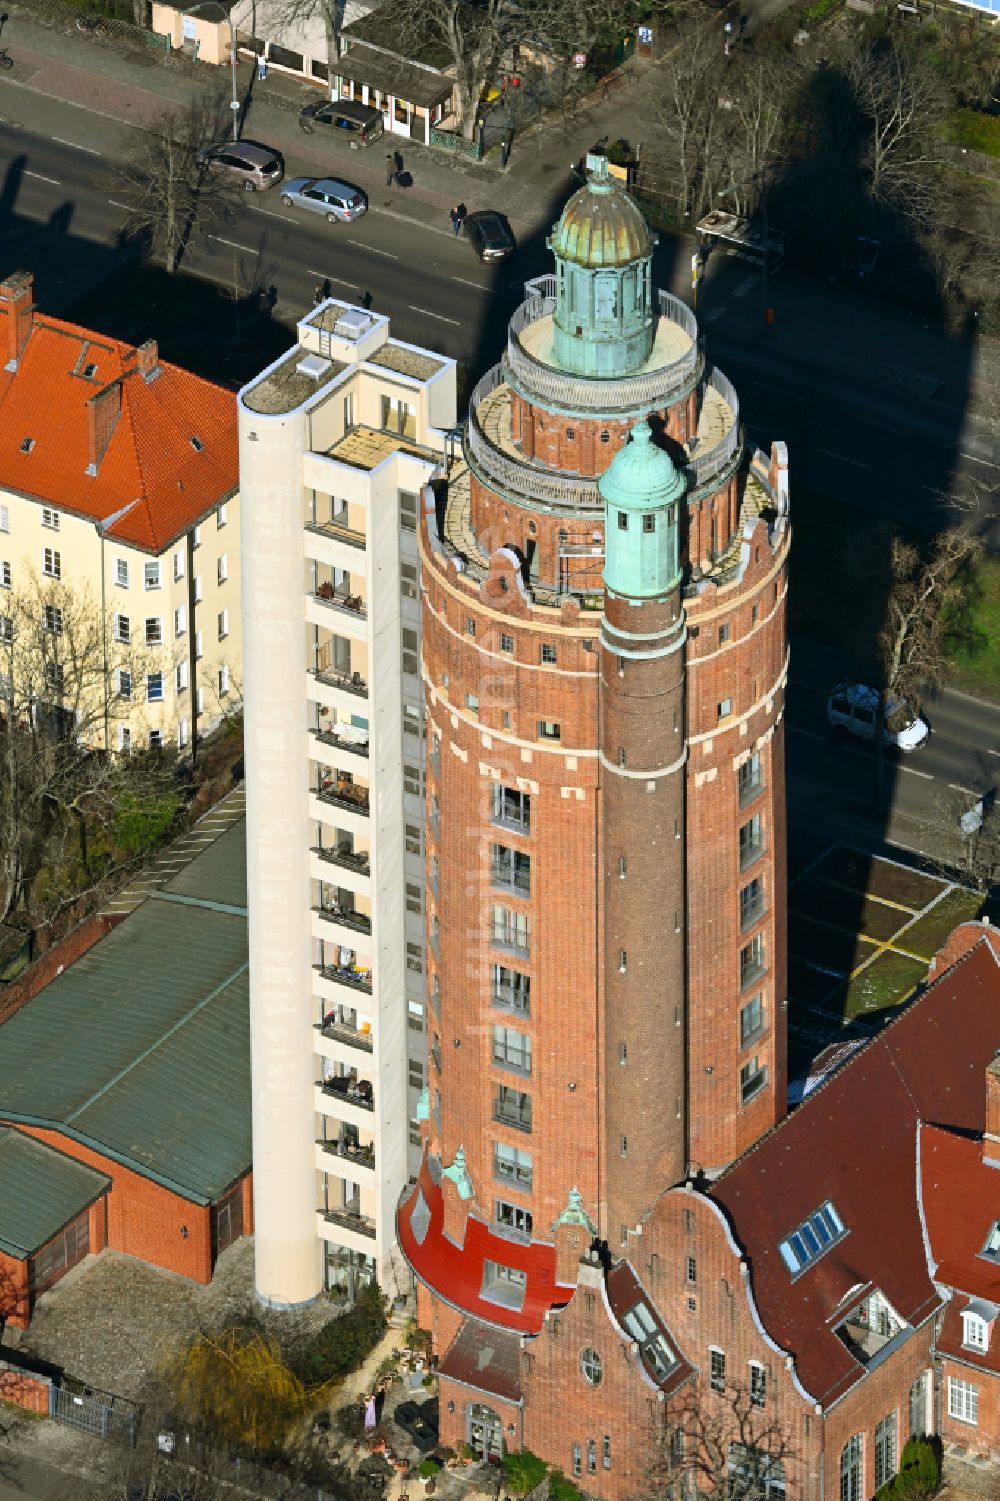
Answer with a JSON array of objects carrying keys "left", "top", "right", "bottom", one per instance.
[
  {"left": 317, "top": 1012, "right": 374, "bottom": 1053},
  {"left": 315, "top": 667, "right": 368, "bottom": 699},
  {"left": 314, "top": 583, "right": 367, "bottom": 621},
  {"left": 323, "top": 1204, "right": 376, "bottom": 1239},
  {"left": 319, "top": 1075, "right": 374, "bottom": 1111},
  {"left": 316, "top": 958, "right": 373, "bottom": 995},
  {"left": 319, "top": 1137, "right": 376, "bottom": 1170},
  {"left": 313, "top": 842, "right": 371, "bottom": 877},
  {"left": 314, "top": 902, "right": 372, "bottom": 936},
  {"left": 317, "top": 777, "right": 370, "bottom": 817},
  {"left": 306, "top": 516, "right": 366, "bottom": 551},
  {"left": 315, "top": 726, "right": 369, "bottom": 759}
]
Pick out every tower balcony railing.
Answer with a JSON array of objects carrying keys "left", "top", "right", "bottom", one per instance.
[
  {"left": 686, "top": 367, "right": 742, "bottom": 491},
  {"left": 316, "top": 776, "right": 370, "bottom": 817},
  {"left": 319, "top": 1137, "right": 376, "bottom": 1170},
  {"left": 312, "top": 842, "right": 371, "bottom": 877},
  {"left": 465, "top": 367, "right": 601, "bottom": 511},
  {"left": 319, "top": 1074, "right": 375, "bottom": 1110},
  {"left": 306, "top": 516, "right": 367, "bottom": 551},
  {"left": 323, "top": 1205, "right": 377, "bottom": 1239},
  {"left": 316, "top": 1013, "right": 374, "bottom": 1052},
  {"left": 315, "top": 957, "right": 373, "bottom": 995}
]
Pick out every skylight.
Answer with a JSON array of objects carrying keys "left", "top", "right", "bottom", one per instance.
[
  {"left": 980, "top": 1221, "right": 1000, "bottom": 1263},
  {"left": 20, "top": 437, "right": 34, "bottom": 454},
  {"left": 779, "top": 1200, "right": 846, "bottom": 1276},
  {"left": 623, "top": 1301, "right": 676, "bottom": 1381},
  {"left": 190, "top": 436, "right": 204, "bottom": 452}
]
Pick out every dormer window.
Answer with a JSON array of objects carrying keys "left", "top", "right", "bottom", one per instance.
[
  {"left": 962, "top": 1300, "right": 997, "bottom": 1352},
  {"left": 980, "top": 1221, "right": 1000, "bottom": 1262}
]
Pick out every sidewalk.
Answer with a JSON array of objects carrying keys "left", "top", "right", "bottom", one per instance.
[{"left": 2, "top": 3, "right": 1000, "bottom": 422}]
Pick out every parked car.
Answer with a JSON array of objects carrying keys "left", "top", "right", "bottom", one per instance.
[
  {"left": 195, "top": 140, "right": 284, "bottom": 192},
  {"left": 826, "top": 682, "right": 929, "bottom": 751},
  {"left": 279, "top": 177, "right": 368, "bottom": 223},
  {"left": 299, "top": 99, "right": 384, "bottom": 148},
  {"left": 463, "top": 210, "right": 516, "bottom": 262}
]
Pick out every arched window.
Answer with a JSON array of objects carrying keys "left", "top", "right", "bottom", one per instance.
[
  {"left": 840, "top": 1435, "right": 862, "bottom": 1501},
  {"left": 580, "top": 1347, "right": 603, "bottom": 1386}
]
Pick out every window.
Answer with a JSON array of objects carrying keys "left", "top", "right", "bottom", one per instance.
[
  {"left": 910, "top": 1372, "right": 929, "bottom": 1439},
  {"left": 622, "top": 1302, "right": 675, "bottom": 1380},
  {"left": 399, "top": 490, "right": 418, "bottom": 532},
  {"left": 538, "top": 720, "right": 561, "bottom": 742},
  {"left": 173, "top": 548, "right": 185, "bottom": 582},
  {"left": 618, "top": 511, "right": 628, "bottom": 531},
  {"left": 749, "top": 1362, "right": 766, "bottom": 1408},
  {"left": 587, "top": 1440, "right": 597, "bottom": 1475},
  {"left": 491, "top": 842, "right": 530, "bottom": 895},
  {"left": 402, "top": 627, "right": 418, "bottom": 676},
  {"left": 145, "top": 617, "right": 162, "bottom": 646},
  {"left": 493, "top": 1085, "right": 531, "bottom": 1132},
  {"left": 465, "top": 693, "right": 479, "bottom": 716},
  {"left": 740, "top": 1056, "right": 767, "bottom": 1104},
  {"left": 406, "top": 881, "right": 421, "bottom": 914},
  {"left": 718, "top": 696, "right": 733, "bottom": 720},
  {"left": 404, "top": 764, "right": 421, "bottom": 797},
  {"left": 740, "top": 877, "right": 764, "bottom": 930},
  {"left": 541, "top": 643, "right": 557, "bottom": 665},
  {"left": 739, "top": 754, "right": 763, "bottom": 806},
  {"left": 740, "top": 814, "right": 763, "bottom": 869},
  {"left": 980, "top": 1221, "right": 1000, "bottom": 1261},
  {"left": 948, "top": 1377, "right": 979, "bottom": 1425},
  {"left": 43, "top": 548, "right": 60, "bottom": 578},
  {"left": 740, "top": 934, "right": 765, "bottom": 989},
  {"left": 27, "top": 1211, "right": 89, "bottom": 1296},
  {"left": 710, "top": 1348, "right": 726, "bottom": 1394},
  {"left": 117, "top": 668, "right": 132, "bottom": 700},
  {"left": 118, "top": 724, "right": 131, "bottom": 753},
  {"left": 603, "top": 1436, "right": 611, "bottom": 1471},
  {"left": 217, "top": 554, "right": 228, "bottom": 585},
  {"left": 465, "top": 616, "right": 476, "bottom": 637},
  {"left": 492, "top": 784, "right": 530, "bottom": 833},
  {"left": 144, "top": 560, "right": 160, "bottom": 590},
  {"left": 194, "top": 576, "right": 203, "bottom": 604},
  {"left": 403, "top": 702, "right": 420, "bottom": 738},
  {"left": 493, "top": 1024, "right": 531, "bottom": 1075},
  {"left": 493, "top": 965, "right": 530, "bottom": 1014},
  {"left": 44, "top": 661, "right": 64, "bottom": 696},
  {"left": 41, "top": 507, "right": 59, "bottom": 531},
  {"left": 401, "top": 562, "right": 417, "bottom": 599},
  {"left": 686, "top": 1255, "right": 697, "bottom": 1285},
  {"left": 963, "top": 1310, "right": 990, "bottom": 1351},
  {"left": 217, "top": 609, "right": 228, "bottom": 641},
  {"left": 195, "top": 629, "right": 203, "bottom": 659},
  {"left": 0, "top": 504, "right": 8, "bottom": 533},
  {"left": 740, "top": 995, "right": 765, "bottom": 1048},
  {"left": 146, "top": 671, "right": 163, "bottom": 703},
  {"left": 178, "top": 717, "right": 189, "bottom": 749},
  {"left": 149, "top": 729, "right": 162, "bottom": 749},
  {"left": 572, "top": 1445, "right": 582, "bottom": 1478},
  {"left": 719, "top": 622, "right": 731, "bottom": 643},
  {"left": 779, "top": 1201, "right": 846, "bottom": 1275},
  {"left": 500, "top": 633, "right": 514, "bottom": 654},
  {"left": 195, "top": 686, "right": 203, "bottom": 714},
  {"left": 495, "top": 1201, "right": 533, "bottom": 1239},
  {"left": 114, "top": 613, "right": 130, "bottom": 644},
  {"left": 729, "top": 1445, "right": 784, "bottom": 1501},
  {"left": 405, "top": 823, "right": 421, "bottom": 856},
  {"left": 175, "top": 661, "right": 189, "bottom": 693},
  {"left": 192, "top": 524, "right": 202, "bottom": 549},
  {"left": 217, "top": 502, "right": 228, "bottom": 528},
  {"left": 481, "top": 1260, "right": 527, "bottom": 1310},
  {"left": 494, "top": 1141, "right": 532, "bottom": 1188},
  {"left": 43, "top": 604, "right": 62, "bottom": 634},
  {"left": 407, "top": 942, "right": 423, "bottom": 973},
  {"left": 840, "top": 1436, "right": 862, "bottom": 1501},
  {"left": 174, "top": 605, "right": 186, "bottom": 637},
  {"left": 0, "top": 561, "right": 9, "bottom": 589},
  {"left": 874, "top": 1413, "right": 897, "bottom": 1491},
  {"left": 492, "top": 905, "right": 529, "bottom": 956}
]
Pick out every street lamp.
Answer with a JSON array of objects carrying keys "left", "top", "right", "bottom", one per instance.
[
  {"left": 228, "top": 0, "right": 259, "bottom": 142},
  {"left": 724, "top": 20, "right": 734, "bottom": 56}
]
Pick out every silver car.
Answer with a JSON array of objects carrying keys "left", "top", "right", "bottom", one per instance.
[
  {"left": 196, "top": 140, "right": 284, "bottom": 192},
  {"left": 279, "top": 176, "right": 368, "bottom": 223}
]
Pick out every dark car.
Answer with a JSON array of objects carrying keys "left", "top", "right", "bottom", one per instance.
[
  {"left": 463, "top": 210, "right": 516, "bottom": 262},
  {"left": 299, "top": 100, "right": 384, "bottom": 148}
]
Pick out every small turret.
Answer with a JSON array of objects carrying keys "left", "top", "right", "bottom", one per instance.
[{"left": 600, "top": 421, "right": 685, "bottom": 599}]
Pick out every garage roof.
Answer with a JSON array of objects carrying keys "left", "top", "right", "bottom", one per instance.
[
  {"left": 0, "top": 1127, "right": 110, "bottom": 1259},
  {"left": 0, "top": 823, "right": 250, "bottom": 1205}
]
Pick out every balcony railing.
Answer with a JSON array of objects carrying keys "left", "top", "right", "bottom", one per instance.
[
  {"left": 740, "top": 953, "right": 767, "bottom": 991},
  {"left": 316, "top": 780, "right": 370, "bottom": 816},
  {"left": 314, "top": 585, "right": 367, "bottom": 620},
  {"left": 492, "top": 1101, "right": 532, "bottom": 1133},
  {"left": 739, "top": 773, "right": 764, "bottom": 810},
  {"left": 316, "top": 960, "right": 373, "bottom": 995},
  {"left": 315, "top": 727, "right": 370, "bottom": 759},
  {"left": 313, "top": 904, "right": 372, "bottom": 935},
  {"left": 306, "top": 517, "right": 366, "bottom": 550},
  {"left": 319, "top": 1076, "right": 375, "bottom": 1111},
  {"left": 739, "top": 839, "right": 764, "bottom": 872},
  {"left": 491, "top": 865, "right": 531, "bottom": 896},
  {"left": 319, "top": 1138, "right": 376, "bottom": 1170},
  {"left": 315, "top": 667, "right": 368, "bottom": 698},
  {"left": 313, "top": 843, "right": 371, "bottom": 877},
  {"left": 323, "top": 1205, "right": 377, "bottom": 1239},
  {"left": 492, "top": 982, "right": 530, "bottom": 1015},
  {"left": 740, "top": 894, "right": 765, "bottom": 932},
  {"left": 316, "top": 1017, "right": 374, "bottom": 1053}
]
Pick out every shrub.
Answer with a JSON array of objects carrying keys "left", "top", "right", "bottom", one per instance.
[
  {"left": 948, "top": 109, "right": 1000, "bottom": 158},
  {"left": 549, "top": 1470, "right": 585, "bottom": 1501},
  {"left": 503, "top": 1449, "right": 548, "bottom": 1495},
  {"left": 296, "top": 1281, "right": 388, "bottom": 1384},
  {"left": 875, "top": 1438, "right": 941, "bottom": 1501},
  {"left": 418, "top": 1457, "right": 443, "bottom": 1477},
  {"left": 802, "top": 0, "right": 840, "bottom": 22},
  {"left": 460, "top": 1442, "right": 478, "bottom": 1460}
]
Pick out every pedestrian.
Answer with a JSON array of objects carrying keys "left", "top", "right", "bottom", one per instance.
[
  {"left": 313, "top": 283, "right": 324, "bottom": 307},
  {"left": 360, "top": 290, "right": 373, "bottom": 310},
  {"left": 449, "top": 205, "right": 461, "bottom": 234},
  {"left": 393, "top": 149, "right": 404, "bottom": 178},
  {"left": 386, "top": 153, "right": 394, "bottom": 188},
  {"left": 257, "top": 52, "right": 267, "bottom": 82},
  {"left": 456, "top": 201, "right": 467, "bottom": 230}
]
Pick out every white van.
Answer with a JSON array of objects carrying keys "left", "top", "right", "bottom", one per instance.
[{"left": 826, "top": 683, "right": 929, "bottom": 751}]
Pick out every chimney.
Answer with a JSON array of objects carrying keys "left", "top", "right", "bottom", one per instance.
[
  {"left": 85, "top": 381, "right": 123, "bottom": 476},
  {"left": 1, "top": 271, "right": 35, "bottom": 371},
  {"left": 985, "top": 1051, "right": 1000, "bottom": 1167},
  {"left": 135, "top": 338, "right": 160, "bottom": 382}
]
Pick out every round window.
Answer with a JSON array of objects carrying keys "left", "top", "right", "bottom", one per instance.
[{"left": 580, "top": 1347, "right": 603, "bottom": 1386}]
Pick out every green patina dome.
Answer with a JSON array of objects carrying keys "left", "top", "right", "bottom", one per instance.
[
  {"left": 598, "top": 421, "right": 685, "bottom": 511},
  {"left": 549, "top": 154, "right": 653, "bottom": 269}
]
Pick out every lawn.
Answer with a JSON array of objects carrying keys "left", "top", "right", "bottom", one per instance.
[
  {"left": 862, "top": 860, "right": 947, "bottom": 912},
  {"left": 944, "top": 554, "right": 1000, "bottom": 701},
  {"left": 841, "top": 950, "right": 929, "bottom": 1022},
  {"left": 896, "top": 886, "right": 984, "bottom": 960}
]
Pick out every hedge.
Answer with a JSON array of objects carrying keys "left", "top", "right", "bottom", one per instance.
[{"left": 296, "top": 1282, "right": 388, "bottom": 1384}]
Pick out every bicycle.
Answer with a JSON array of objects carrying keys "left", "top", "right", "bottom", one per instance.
[{"left": 0, "top": 46, "right": 12, "bottom": 70}]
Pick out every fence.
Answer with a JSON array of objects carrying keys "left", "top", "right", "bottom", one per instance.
[
  {"left": 941, "top": 143, "right": 1000, "bottom": 183},
  {"left": 430, "top": 127, "right": 483, "bottom": 162},
  {"left": 50, "top": 1381, "right": 141, "bottom": 1446},
  {"left": 6, "top": 0, "right": 170, "bottom": 54}
]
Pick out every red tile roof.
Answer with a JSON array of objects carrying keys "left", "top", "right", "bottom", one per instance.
[
  {"left": 710, "top": 934, "right": 1000, "bottom": 1410},
  {"left": 919, "top": 1122, "right": 1000, "bottom": 1305},
  {"left": 0, "top": 304, "right": 237, "bottom": 552},
  {"left": 397, "top": 1152, "right": 575, "bottom": 1335},
  {"left": 439, "top": 1321, "right": 523, "bottom": 1403},
  {"left": 935, "top": 1300, "right": 1000, "bottom": 1377}
]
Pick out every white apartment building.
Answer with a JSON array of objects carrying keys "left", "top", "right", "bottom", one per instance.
[{"left": 239, "top": 300, "right": 456, "bottom": 1306}]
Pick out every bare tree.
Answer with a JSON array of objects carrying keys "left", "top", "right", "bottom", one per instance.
[
  {"left": 879, "top": 524, "right": 983, "bottom": 714},
  {"left": 115, "top": 96, "right": 237, "bottom": 275},
  {"left": 647, "top": 1384, "right": 796, "bottom": 1500},
  {"left": 846, "top": 38, "right": 947, "bottom": 226},
  {"left": 265, "top": 0, "right": 343, "bottom": 72}
]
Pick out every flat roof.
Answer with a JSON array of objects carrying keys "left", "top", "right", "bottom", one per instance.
[
  {"left": 0, "top": 823, "right": 250, "bottom": 1205},
  {"left": 0, "top": 1128, "right": 110, "bottom": 1259},
  {"left": 325, "top": 424, "right": 440, "bottom": 471},
  {"left": 334, "top": 42, "right": 453, "bottom": 109},
  {"left": 241, "top": 345, "right": 347, "bottom": 416}
]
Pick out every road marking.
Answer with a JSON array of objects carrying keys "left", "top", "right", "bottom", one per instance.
[
  {"left": 212, "top": 237, "right": 255, "bottom": 253},
  {"left": 818, "top": 449, "right": 870, "bottom": 469},
  {"left": 787, "top": 726, "right": 825, "bottom": 742},
  {"left": 703, "top": 306, "right": 725, "bottom": 323},
  {"left": 251, "top": 207, "right": 288, "bottom": 222},
  {"left": 987, "top": 749, "right": 1000, "bottom": 758},
  {"left": 899, "top": 764, "right": 934, "bottom": 781},
  {"left": 857, "top": 417, "right": 908, "bottom": 438},
  {"left": 25, "top": 170, "right": 61, "bottom": 186},
  {"left": 408, "top": 304, "right": 459, "bottom": 325},
  {"left": 961, "top": 451, "right": 1000, "bottom": 471},
  {"left": 733, "top": 274, "right": 757, "bottom": 297},
  {"left": 949, "top": 782, "right": 981, "bottom": 796},
  {"left": 348, "top": 239, "right": 398, "bottom": 259},
  {"left": 451, "top": 276, "right": 496, "bottom": 293},
  {"left": 52, "top": 137, "right": 99, "bottom": 155},
  {"left": 109, "top": 200, "right": 130, "bottom": 210}
]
